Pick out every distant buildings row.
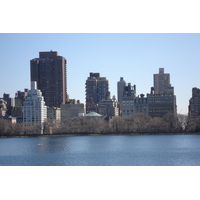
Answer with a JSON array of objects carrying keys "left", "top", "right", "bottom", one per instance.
[
  {"left": 86, "top": 68, "right": 176, "bottom": 118},
  {"left": 1, "top": 51, "right": 200, "bottom": 130}
]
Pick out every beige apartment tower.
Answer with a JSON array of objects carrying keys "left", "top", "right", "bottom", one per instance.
[
  {"left": 148, "top": 68, "right": 176, "bottom": 118},
  {"left": 153, "top": 68, "right": 174, "bottom": 95}
]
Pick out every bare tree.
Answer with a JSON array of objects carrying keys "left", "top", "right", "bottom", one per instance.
[
  {"left": 150, "top": 117, "right": 164, "bottom": 133},
  {"left": 177, "top": 114, "right": 188, "bottom": 131},
  {"left": 162, "top": 113, "right": 182, "bottom": 133},
  {"left": 132, "top": 113, "right": 151, "bottom": 133}
]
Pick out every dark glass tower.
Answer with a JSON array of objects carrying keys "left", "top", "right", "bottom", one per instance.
[{"left": 30, "top": 51, "right": 67, "bottom": 107}]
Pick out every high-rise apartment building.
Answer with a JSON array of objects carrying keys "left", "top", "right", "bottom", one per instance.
[
  {"left": 133, "top": 94, "right": 148, "bottom": 115},
  {"left": 14, "top": 89, "right": 29, "bottom": 108},
  {"left": 120, "top": 68, "right": 176, "bottom": 117},
  {"left": 30, "top": 51, "right": 67, "bottom": 108},
  {"left": 153, "top": 68, "right": 174, "bottom": 95},
  {"left": 3, "top": 93, "right": 14, "bottom": 116},
  {"left": 147, "top": 94, "right": 176, "bottom": 118},
  {"left": 148, "top": 68, "right": 176, "bottom": 118},
  {"left": 11, "top": 89, "right": 29, "bottom": 122},
  {"left": 23, "top": 81, "right": 47, "bottom": 129},
  {"left": 98, "top": 97, "right": 119, "bottom": 117},
  {"left": 188, "top": 87, "right": 200, "bottom": 120},
  {"left": 121, "top": 82, "right": 137, "bottom": 116},
  {"left": 117, "top": 77, "right": 126, "bottom": 103},
  {"left": 85, "top": 73, "right": 110, "bottom": 113}
]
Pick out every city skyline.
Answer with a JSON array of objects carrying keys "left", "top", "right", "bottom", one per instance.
[
  {"left": 1, "top": 1, "right": 199, "bottom": 198},
  {"left": 1, "top": 33, "right": 200, "bottom": 115}
]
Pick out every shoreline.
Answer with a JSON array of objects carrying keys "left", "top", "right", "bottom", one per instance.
[{"left": 0, "top": 132, "right": 200, "bottom": 139}]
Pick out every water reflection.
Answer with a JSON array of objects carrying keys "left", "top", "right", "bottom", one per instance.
[{"left": 34, "top": 137, "right": 71, "bottom": 153}]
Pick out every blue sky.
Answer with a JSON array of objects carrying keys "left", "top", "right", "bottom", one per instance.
[{"left": 0, "top": 33, "right": 200, "bottom": 114}]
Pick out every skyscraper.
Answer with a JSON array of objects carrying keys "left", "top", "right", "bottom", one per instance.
[
  {"left": 30, "top": 51, "right": 67, "bottom": 108},
  {"left": 153, "top": 68, "right": 174, "bottom": 95},
  {"left": 117, "top": 77, "right": 126, "bottom": 103},
  {"left": 188, "top": 87, "right": 200, "bottom": 120},
  {"left": 85, "top": 73, "right": 109, "bottom": 113},
  {"left": 148, "top": 68, "right": 176, "bottom": 117},
  {"left": 23, "top": 81, "right": 47, "bottom": 128}
]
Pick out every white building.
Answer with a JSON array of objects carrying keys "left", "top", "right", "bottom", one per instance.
[{"left": 23, "top": 81, "right": 47, "bottom": 131}]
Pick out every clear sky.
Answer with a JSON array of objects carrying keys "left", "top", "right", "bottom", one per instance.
[{"left": 0, "top": 33, "right": 200, "bottom": 114}]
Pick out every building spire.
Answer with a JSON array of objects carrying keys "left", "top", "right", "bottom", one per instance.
[{"left": 31, "top": 81, "right": 37, "bottom": 90}]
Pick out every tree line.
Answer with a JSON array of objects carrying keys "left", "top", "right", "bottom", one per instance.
[{"left": 0, "top": 113, "right": 200, "bottom": 137}]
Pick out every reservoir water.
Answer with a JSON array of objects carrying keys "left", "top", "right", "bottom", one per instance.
[{"left": 0, "top": 134, "right": 200, "bottom": 166}]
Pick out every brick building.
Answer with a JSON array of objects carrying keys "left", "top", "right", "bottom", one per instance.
[{"left": 31, "top": 51, "right": 67, "bottom": 108}]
